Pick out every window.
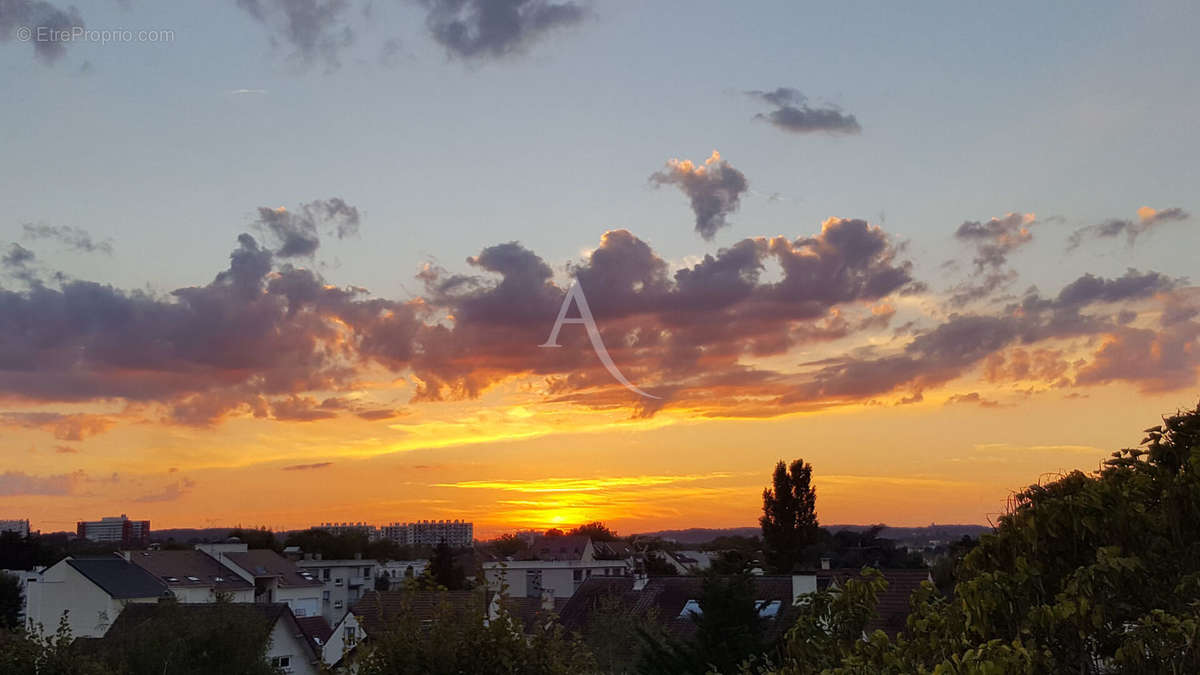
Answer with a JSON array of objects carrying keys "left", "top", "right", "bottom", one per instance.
[
  {"left": 323, "top": 590, "right": 330, "bottom": 602},
  {"left": 344, "top": 626, "right": 357, "bottom": 646},
  {"left": 270, "top": 655, "right": 291, "bottom": 669},
  {"left": 322, "top": 568, "right": 330, "bottom": 581},
  {"left": 573, "top": 570, "right": 583, "bottom": 582},
  {"left": 335, "top": 577, "right": 343, "bottom": 586},
  {"left": 294, "top": 608, "right": 306, "bottom": 617},
  {"left": 525, "top": 570, "right": 542, "bottom": 598},
  {"left": 363, "top": 566, "right": 371, "bottom": 577},
  {"left": 334, "top": 600, "right": 343, "bottom": 609}
]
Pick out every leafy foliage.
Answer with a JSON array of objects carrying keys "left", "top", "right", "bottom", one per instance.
[{"left": 761, "top": 402, "right": 1200, "bottom": 674}]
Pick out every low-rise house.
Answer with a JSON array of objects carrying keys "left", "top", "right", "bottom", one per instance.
[
  {"left": 24, "top": 556, "right": 168, "bottom": 638},
  {"left": 558, "top": 575, "right": 802, "bottom": 642},
  {"left": 664, "top": 550, "right": 714, "bottom": 575},
  {"left": 379, "top": 559, "right": 428, "bottom": 582},
  {"left": 483, "top": 535, "right": 632, "bottom": 601},
  {"left": 195, "top": 542, "right": 324, "bottom": 618},
  {"left": 294, "top": 554, "right": 378, "bottom": 624},
  {"left": 124, "top": 549, "right": 254, "bottom": 603},
  {"left": 324, "top": 590, "right": 483, "bottom": 669},
  {"left": 88, "top": 602, "right": 321, "bottom": 675}
]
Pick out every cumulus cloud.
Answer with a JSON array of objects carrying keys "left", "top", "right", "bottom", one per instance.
[
  {"left": 2, "top": 244, "right": 37, "bottom": 284},
  {"left": 0, "top": 0, "right": 85, "bottom": 65},
  {"left": 421, "top": 0, "right": 586, "bottom": 60},
  {"left": 1067, "top": 206, "right": 1190, "bottom": 250},
  {"left": 650, "top": 151, "right": 749, "bottom": 240},
  {"left": 949, "top": 212, "right": 1037, "bottom": 305},
  {"left": 255, "top": 197, "right": 361, "bottom": 258},
  {"left": 235, "top": 0, "right": 357, "bottom": 68},
  {"left": 22, "top": 223, "right": 113, "bottom": 255},
  {"left": 747, "top": 88, "right": 861, "bottom": 135}
]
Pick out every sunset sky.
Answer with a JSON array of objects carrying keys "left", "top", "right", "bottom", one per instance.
[{"left": 2, "top": 1, "right": 1198, "bottom": 538}]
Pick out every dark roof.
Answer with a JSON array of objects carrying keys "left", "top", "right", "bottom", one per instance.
[
  {"left": 817, "top": 568, "right": 931, "bottom": 636},
  {"left": 94, "top": 602, "right": 317, "bottom": 662},
  {"left": 486, "top": 593, "right": 570, "bottom": 633},
  {"left": 225, "top": 550, "right": 323, "bottom": 588},
  {"left": 127, "top": 550, "right": 253, "bottom": 591},
  {"left": 558, "top": 575, "right": 798, "bottom": 641},
  {"left": 296, "top": 615, "right": 333, "bottom": 650},
  {"left": 523, "top": 535, "right": 591, "bottom": 561},
  {"left": 350, "top": 590, "right": 483, "bottom": 636},
  {"left": 65, "top": 557, "right": 169, "bottom": 599}
]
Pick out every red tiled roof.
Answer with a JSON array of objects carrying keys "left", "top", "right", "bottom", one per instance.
[
  {"left": 295, "top": 615, "right": 333, "bottom": 650},
  {"left": 522, "top": 535, "right": 591, "bottom": 561}
]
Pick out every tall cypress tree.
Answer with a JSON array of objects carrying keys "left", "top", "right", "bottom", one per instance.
[{"left": 760, "top": 459, "right": 820, "bottom": 573}]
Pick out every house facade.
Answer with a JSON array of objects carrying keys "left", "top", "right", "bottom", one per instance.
[
  {"left": 294, "top": 555, "right": 378, "bottom": 624},
  {"left": 24, "top": 557, "right": 167, "bottom": 638}
]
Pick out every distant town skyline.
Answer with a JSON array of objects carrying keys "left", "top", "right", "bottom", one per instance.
[{"left": 2, "top": 2, "right": 1199, "bottom": 538}]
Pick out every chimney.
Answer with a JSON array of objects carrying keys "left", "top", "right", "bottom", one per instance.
[
  {"left": 791, "top": 574, "right": 817, "bottom": 604},
  {"left": 314, "top": 553, "right": 322, "bottom": 561},
  {"left": 820, "top": 556, "right": 832, "bottom": 570},
  {"left": 354, "top": 552, "right": 362, "bottom": 560}
]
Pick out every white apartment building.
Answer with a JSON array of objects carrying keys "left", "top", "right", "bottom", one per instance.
[
  {"left": 317, "top": 522, "right": 380, "bottom": 540},
  {"left": 294, "top": 555, "right": 378, "bottom": 625},
  {"left": 76, "top": 514, "right": 150, "bottom": 545},
  {"left": 0, "top": 518, "right": 31, "bottom": 537},
  {"left": 381, "top": 519, "right": 474, "bottom": 548}
]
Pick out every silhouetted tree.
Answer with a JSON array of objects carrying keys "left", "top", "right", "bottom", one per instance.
[
  {"left": 567, "top": 522, "right": 619, "bottom": 541},
  {"left": 641, "top": 552, "right": 677, "bottom": 577},
  {"left": 492, "top": 533, "right": 529, "bottom": 557},
  {"left": 430, "top": 540, "right": 465, "bottom": 590},
  {"left": 0, "top": 572, "right": 21, "bottom": 630},
  {"left": 760, "top": 459, "right": 820, "bottom": 573}
]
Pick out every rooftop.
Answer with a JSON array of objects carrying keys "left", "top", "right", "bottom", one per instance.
[
  {"left": 224, "top": 549, "right": 323, "bottom": 588},
  {"left": 65, "top": 557, "right": 169, "bottom": 600},
  {"left": 127, "top": 550, "right": 253, "bottom": 591}
]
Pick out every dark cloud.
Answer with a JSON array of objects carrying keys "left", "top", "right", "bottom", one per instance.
[
  {"left": 0, "top": 0, "right": 85, "bottom": 65},
  {"left": 650, "top": 151, "right": 749, "bottom": 240},
  {"left": 421, "top": 0, "right": 586, "bottom": 60},
  {"left": 235, "top": 0, "right": 356, "bottom": 68},
  {"left": 22, "top": 223, "right": 113, "bottom": 255},
  {"left": 270, "top": 395, "right": 339, "bottom": 421},
  {"left": 282, "top": 461, "right": 333, "bottom": 470},
  {"left": 0, "top": 470, "right": 79, "bottom": 496},
  {"left": 2, "top": 244, "right": 36, "bottom": 283},
  {"left": 788, "top": 269, "right": 1178, "bottom": 406},
  {"left": 747, "top": 88, "right": 861, "bottom": 135},
  {"left": 1067, "top": 206, "right": 1190, "bottom": 250},
  {"left": 949, "top": 212, "right": 1036, "bottom": 304},
  {"left": 255, "top": 197, "right": 360, "bottom": 258}
]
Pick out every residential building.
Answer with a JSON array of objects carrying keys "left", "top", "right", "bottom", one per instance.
[
  {"left": 0, "top": 518, "right": 31, "bottom": 537},
  {"left": 124, "top": 549, "right": 255, "bottom": 603},
  {"left": 195, "top": 542, "right": 324, "bottom": 618},
  {"left": 381, "top": 519, "right": 474, "bottom": 548},
  {"left": 317, "top": 522, "right": 380, "bottom": 540},
  {"left": 664, "top": 550, "right": 714, "bottom": 575},
  {"left": 93, "top": 602, "right": 321, "bottom": 675},
  {"left": 483, "top": 535, "right": 632, "bottom": 600},
  {"left": 324, "top": 590, "right": 483, "bottom": 669},
  {"left": 379, "top": 559, "right": 428, "bottom": 581},
  {"left": 483, "top": 559, "right": 631, "bottom": 599},
  {"left": 24, "top": 557, "right": 167, "bottom": 638},
  {"left": 76, "top": 515, "right": 150, "bottom": 546},
  {"left": 294, "top": 554, "right": 378, "bottom": 624}
]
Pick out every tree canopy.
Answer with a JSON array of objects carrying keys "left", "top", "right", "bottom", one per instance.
[{"left": 761, "top": 459, "right": 820, "bottom": 573}]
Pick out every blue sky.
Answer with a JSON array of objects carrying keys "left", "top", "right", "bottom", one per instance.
[{"left": 4, "top": 1, "right": 1196, "bottom": 296}]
